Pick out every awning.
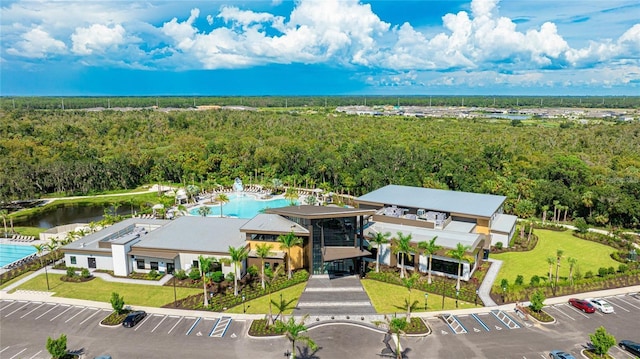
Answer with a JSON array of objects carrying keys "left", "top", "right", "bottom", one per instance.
[
  {"left": 323, "top": 247, "right": 371, "bottom": 262},
  {"left": 247, "top": 250, "right": 286, "bottom": 260},
  {"left": 128, "top": 249, "right": 178, "bottom": 260}
]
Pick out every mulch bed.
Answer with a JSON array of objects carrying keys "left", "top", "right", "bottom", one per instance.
[
  {"left": 60, "top": 276, "right": 94, "bottom": 283},
  {"left": 248, "top": 319, "right": 284, "bottom": 337}
]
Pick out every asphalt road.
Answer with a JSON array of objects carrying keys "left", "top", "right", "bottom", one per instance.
[{"left": 1, "top": 294, "right": 639, "bottom": 358}]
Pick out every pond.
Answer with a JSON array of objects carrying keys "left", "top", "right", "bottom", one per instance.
[{"left": 19, "top": 204, "right": 136, "bottom": 229}]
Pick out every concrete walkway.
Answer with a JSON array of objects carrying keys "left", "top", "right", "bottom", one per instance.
[
  {"left": 477, "top": 258, "right": 501, "bottom": 306},
  {"left": 294, "top": 274, "right": 376, "bottom": 315}
]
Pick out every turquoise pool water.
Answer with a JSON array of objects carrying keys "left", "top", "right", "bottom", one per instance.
[
  {"left": 0, "top": 244, "right": 37, "bottom": 267},
  {"left": 189, "top": 194, "right": 296, "bottom": 219}
]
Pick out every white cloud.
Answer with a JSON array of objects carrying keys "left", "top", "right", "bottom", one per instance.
[
  {"left": 71, "top": 23, "right": 126, "bottom": 55},
  {"left": 7, "top": 27, "right": 66, "bottom": 58}
]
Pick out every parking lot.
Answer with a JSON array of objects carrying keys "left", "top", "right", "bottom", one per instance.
[{"left": 0, "top": 299, "right": 245, "bottom": 359}]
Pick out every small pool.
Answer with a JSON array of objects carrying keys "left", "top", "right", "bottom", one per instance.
[
  {"left": 0, "top": 244, "right": 37, "bottom": 267},
  {"left": 189, "top": 194, "right": 296, "bottom": 219}
]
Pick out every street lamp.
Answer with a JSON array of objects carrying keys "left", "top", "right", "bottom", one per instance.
[
  {"left": 502, "top": 286, "right": 506, "bottom": 303},
  {"left": 173, "top": 275, "right": 177, "bottom": 307},
  {"left": 441, "top": 284, "right": 445, "bottom": 310},
  {"left": 455, "top": 289, "right": 459, "bottom": 309},
  {"left": 242, "top": 294, "right": 246, "bottom": 313},
  {"left": 424, "top": 293, "right": 428, "bottom": 311},
  {"left": 475, "top": 289, "right": 479, "bottom": 307}
]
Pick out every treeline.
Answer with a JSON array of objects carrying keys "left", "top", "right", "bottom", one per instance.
[
  {"left": 1, "top": 108, "right": 639, "bottom": 228},
  {"left": 1, "top": 96, "right": 639, "bottom": 110}
]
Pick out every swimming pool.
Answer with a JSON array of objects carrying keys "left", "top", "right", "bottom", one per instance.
[
  {"left": 0, "top": 244, "right": 37, "bottom": 267},
  {"left": 189, "top": 194, "right": 296, "bottom": 219}
]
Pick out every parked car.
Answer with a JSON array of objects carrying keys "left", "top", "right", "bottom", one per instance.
[
  {"left": 568, "top": 298, "right": 595, "bottom": 313},
  {"left": 619, "top": 340, "right": 640, "bottom": 357},
  {"left": 587, "top": 298, "right": 614, "bottom": 314},
  {"left": 122, "top": 311, "right": 146, "bottom": 328},
  {"left": 549, "top": 350, "right": 576, "bottom": 359},
  {"left": 93, "top": 356, "right": 112, "bottom": 359}
]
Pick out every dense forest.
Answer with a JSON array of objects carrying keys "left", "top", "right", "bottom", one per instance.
[
  {"left": 1, "top": 105, "right": 639, "bottom": 229},
  {"left": 1, "top": 96, "right": 639, "bottom": 110}
]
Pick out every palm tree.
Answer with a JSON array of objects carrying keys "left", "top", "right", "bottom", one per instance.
[
  {"left": 392, "top": 232, "right": 414, "bottom": 279},
  {"left": 274, "top": 314, "right": 318, "bottom": 359},
  {"left": 197, "top": 205, "right": 211, "bottom": 217},
  {"left": 266, "top": 266, "right": 283, "bottom": 327},
  {"left": 277, "top": 231, "right": 303, "bottom": 279},
  {"left": 284, "top": 188, "right": 299, "bottom": 205},
  {"left": 255, "top": 243, "right": 274, "bottom": 290},
  {"left": 554, "top": 249, "right": 564, "bottom": 295},
  {"left": 271, "top": 294, "right": 297, "bottom": 323},
  {"left": 0, "top": 209, "right": 8, "bottom": 238},
  {"left": 553, "top": 200, "right": 560, "bottom": 223},
  {"left": 387, "top": 316, "right": 408, "bottom": 359},
  {"left": 216, "top": 193, "right": 229, "bottom": 217},
  {"left": 582, "top": 191, "right": 594, "bottom": 218},
  {"left": 546, "top": 257, "right": 554, "bottom": 283},
  {"left": 198, "top": 255, "right": 212, "bottom": 307},
  {"left": 448, "top": 243, "right": 471, "bottom": 291},
  {"left": 567, "top": 257, "right": 578, "bottom": 285},
  {"left": 401, "top": 273, "right": 420, "bottom": 321},
  {"left": 417, "top": 236, "right": 441, "bottom": 284},
  {"left": 541, "top": 205, "right": 549, "bottom": 224},
  {"left": 33, "top": 244, "right": 50, "bottom": 290},
  {"left": 228, "top": 245, "right": 249, "bottom": 296},
  {"left": 368, "top": 231, "right": 391, "bottom": 273}
]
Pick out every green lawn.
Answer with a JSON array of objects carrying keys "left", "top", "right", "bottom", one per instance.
[
  {"left": 361, "top": 279, "right": 478, "bottom": 313},
  {"left": 13, "top": 274, "right": 200, "bottom": 307},
  {"left": 492, "top": 229, "right": 620, "bottom": 285},
  {"left": 225, "top": 283, "right": 307, "bottom": 314}
]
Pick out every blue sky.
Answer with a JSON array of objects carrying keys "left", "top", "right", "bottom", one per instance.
[{"left": 1, "top": 0, "right": 639, "bottom": 96}]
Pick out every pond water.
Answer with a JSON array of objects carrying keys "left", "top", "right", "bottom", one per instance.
[{"left": 21, "top": 205, "right": 136, "bottom": 229}]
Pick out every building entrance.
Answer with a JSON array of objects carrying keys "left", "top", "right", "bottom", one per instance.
[{"left": 326, "top": 259, "right": 355, "bottom": 276}]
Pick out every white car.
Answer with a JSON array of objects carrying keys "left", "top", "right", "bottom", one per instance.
[{"left": 588, "top": 298, "right": 614, "bottom": 314}]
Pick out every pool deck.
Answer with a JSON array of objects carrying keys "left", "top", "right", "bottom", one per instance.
[{"left": 0, "top": 237, "right": 48, "bottom": 274}]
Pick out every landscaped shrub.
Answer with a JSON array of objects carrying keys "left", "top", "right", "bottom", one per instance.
[
  {"left": 211, "top": 271, "right": 224, "bottom": 283},
  {"left": 598, "top": 267, "right": 608, "bottom": 277},
  {"left": 495, "top": 242, "right": 503, "bottom": 250},
  {"left": 573, "top": 217, "right": 589, "bottom": 234},
  {"left": 189, "top": 267, "right": 200, "bottom": 281},
  {"left": 225, "top": 272, "right": 234, "bottom": 282},
  {"left": 247, "top": 265, "right": 258, "bottom": 278},
  {"left": 530, "top": 275, "right": 540, "bottom": 286},
  {"left": 515, "top": 275, "right": 524, "bottom": 286},
  {"left": 81, "top": 268, "right": 91, "bottom": 278},
  {"left": 584, "top": 271, "right": 594, "bottom": 279},
  {"left": 147, "top": 270, "right": 159, "bottom": 279},
  {"left": 500, "top": 278, "right": 509, "bottom": 289},
  {"left": 66, "top": 267, "right": 76, "bottom": 278},
  {"left": 174, "top": 269, "right": 188, "bottom": 280},
  {"left": 529, "top": 289, "right": 545, "bottom": 312},
  {"left": 618, "top": 264, "right": 628, "bottom": 273},
  {"left": 607, "top": 266, "right": 616, "bottom": 275}
]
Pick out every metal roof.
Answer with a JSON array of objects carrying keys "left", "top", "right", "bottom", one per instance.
[
  {"left": 364, "top": 222, "right": 484, "bottom": 250},
  {"left": 240, "top": 214, "right": 309, "bottom": 235},
  {"left": 356, "top": 185, "right": 506, "bottom": 218},
  {"left": 133, "top": 216, "right": 248, "bottom": 253},
  {"left": 266, "top": 205, "right": 375, "bottom": 219},
  {"left": 491, "top": 214, "right": 518, "bottom": 233},
  {"left": 62, "top": 218, "right": 168, "bottom": 252}
]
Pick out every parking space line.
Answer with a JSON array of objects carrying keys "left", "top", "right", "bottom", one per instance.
[
  {"left": 186, "top": 317, "right": 202, "bottom": 336},
  {"left": 78, "top": 309, "right": 101, "bottom": 326},
  {"left": 4, "top": 302, "right": 31, "bottom": 317},
  {"left": 168, "top": 317, "right": 183, "bottom": 334},
  {"left": 9, "top": 348, "right": 27, "bottom": 359},
  {"left": 28, "top": 350, "right": 43, "bottom": 359},
  {"left": 565, "top": 305, "right": 591, "bottom": 319},
  {"left": 0, "top": 301, "right": 17, "bottom": 312},
  {"left": 612, "top": 345, "right": 636, "bottom": 358},
  {"left": 151, "top": 315, "right": 168, "bottom": 333},
  {"left": 35, "top": 304, "right": 58, "bottom": 320},
  {"left": 21, "top": 303, "right": 46, "bottom": 318},
  {"left": 65, "top": 307, "right": 87, "bottom": 323},
  {"left": 134, "top": 314, "right": 153, "bottom": 331},
  {"left": 616, "top": 297, "right": 640, "bottom": 310},
  {"left": 0, "top": 346, "right": 9, "bottom": 353},
  {"left": 609, "top": 299, "right": 630, "bottom": 313},
  {"left": 50, "top": 305, "right": 73, "bottom": 321},
  {"left": 548, "top": 305, "right": 576, "bottom": 321},
  {"left": 471, "top": 313, "right": 490, "bottom": 331}
]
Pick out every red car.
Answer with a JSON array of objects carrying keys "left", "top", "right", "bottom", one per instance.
[{"left": 568, "top": 298, "right": 595, "bottom": 313}]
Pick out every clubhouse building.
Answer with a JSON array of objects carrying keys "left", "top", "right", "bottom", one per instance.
[{"left": 61, "top": 185, "right": 516, "bottom": 282}]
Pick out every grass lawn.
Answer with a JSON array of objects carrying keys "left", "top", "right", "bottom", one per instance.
[
  {"left": 361, "top": 279, "right": 478, "bottom": 313},
  {"left": 492, "top": 229, "right": 620, "bottom": 285},
  {"left": 13, "top": 274, "right": 200, "bottom": 307},
  {"left": 225, "top": 283, "right": 306, "bottom": 314}
]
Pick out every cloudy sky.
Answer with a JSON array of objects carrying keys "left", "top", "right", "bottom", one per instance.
[{"left": 1, "top": 0, "right": 639, "bottom": 96}]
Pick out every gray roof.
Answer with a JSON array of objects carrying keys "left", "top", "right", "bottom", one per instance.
[
  {"left": 491, "top": 214, "right": 518, "bottom": 233},
  {"left": 62, "top": 218, "right": 168, "bottom": 252},
  {"left": 133, "top": 216, "right": 248, "bottom": 253},
  {"left": 240, "top": 214, "right": 309, "bottom": 235},
  {"left": 365, "top": 222, "right": 484, "bottom": 250},
  {"left": 356, "top": 185, "right": 506, "bottom": 218},
  {"left": 267, "top": 205, "right": 375, "bottom": 218}
]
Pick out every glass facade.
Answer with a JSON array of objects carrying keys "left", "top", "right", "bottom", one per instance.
[{"left": 310, "top": 216, "right": 358, "bottom": 274}]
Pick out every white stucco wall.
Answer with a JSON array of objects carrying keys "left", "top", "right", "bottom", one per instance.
[
  {"left": 491, "top": 232, "right": 509, "bottom": 247},
  {"left": 64, "top": 253, "right": 113, "bottom": 271},
  {"left": 112, "top": 244, "right": 128, "bottom": 276}
]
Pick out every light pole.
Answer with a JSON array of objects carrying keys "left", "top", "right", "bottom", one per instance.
[
  {"left": 502, "top": 286, "right": 506, "bottom": 303},
  {"left": 44, "top": 257, "right": 50, "bottom": 291},
  {"left": 173, "top": 275, "right": 177, "bottom": 307},
  {"left": 242, "top": 294, "right": 246, "bottom": 314},
  {"left": 475, "top": 289, "right": 479, "bottom": 307},
  {"left": 424, "top": 293, "right": 428, "bottom": 311},
  {"left": 441, "top": 284, "right": 445, "bottom": 310}
]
